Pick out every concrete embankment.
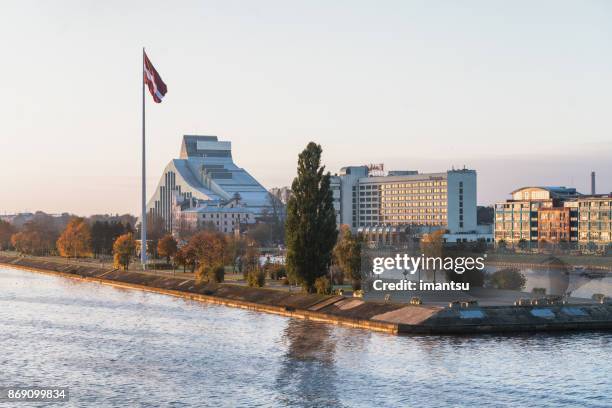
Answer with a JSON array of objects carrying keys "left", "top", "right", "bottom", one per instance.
[{"left": 1, "top": 255, "right": 612, "bottom": 335}]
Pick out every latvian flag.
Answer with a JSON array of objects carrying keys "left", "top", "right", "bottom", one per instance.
[{"left": 143, "top": 51, "right": 167, "bottom": 103}]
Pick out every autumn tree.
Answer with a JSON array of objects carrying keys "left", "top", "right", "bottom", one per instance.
[
  {"left": 421, "top": 229, "right": 444, "bottom": 257},
  {"left": 285, "top": 142, "right": 338, "bottom": 292},
  {"left": 187, "top": 231, "right": 227, "bottom": 279},
  {"left": 11, "top": 231, "right": 43, "bottom": 255},
  {"left": 10, "top": 214, "right": 60, "bottom": 255},
  {"left": 0, "top": 220, "right": 16, "bottom": 250},
  {"left": 30, "top": 215, "right": 61, "bottom": 254},
  {"left": 333, "top": 225, "right": 363, "bottom": 290},
  {"left": 174, "top": 245, "right": 196, "bottom": 273},
  {"left": 113, "top": 233, "right": 136, "bottom": 270},
  {"left": 420, "top": 229, "right": 445, "bottom": 283},
  {"left": 157, "top": 234, "right": 178, "bottom": 264},
  {"left": 56, "top": 218, "right": 92, "bottom": 258}
]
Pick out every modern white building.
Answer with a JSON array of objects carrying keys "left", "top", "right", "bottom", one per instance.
[
  {"left": 147, "top": 135, "right": 271, "bottom": 232},
  {"left": 330, "top": 166, "right": 489, "bottom": 243}
]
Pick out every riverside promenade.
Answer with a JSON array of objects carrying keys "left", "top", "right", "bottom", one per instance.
[{"left": 1, "top": 254, "right": 612, "bottom": 335}]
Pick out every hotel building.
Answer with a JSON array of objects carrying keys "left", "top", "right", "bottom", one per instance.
[{"left": 330, "top": 166, "right": 490, "bottom": 243}]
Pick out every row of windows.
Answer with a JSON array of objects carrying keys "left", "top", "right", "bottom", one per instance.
[
  {"left": 496, "top": 214, "right": 531, "bottom": 221},
  {"left": 382, "top": 208, "right": 447, "bottom": 214},
  {"left": 539, "top": 232, "right": 570, "bottom": 239},
  {"left": 579, "top": 201, "right": 612, "bottom": 207},
  {"left": 382, "top": 195, "right": 447, "bottom": 201},
  {"left": 381, "top": 181, "right": 447, "bottom": 188},
  {"left": 358, "top": 221, "right": 446, "bottom": 227},
  {"left": 579, "top": 232, "right": 612, "bottom": 241},
  {"left": 383, "top": 215, "right": 447, "bottom": 221},
  {"left": 358, "top": 214, "right": 446, "bottom": 221},
  {"left": 578, "top": 222, "right": 612, "bottom": 230},
  {"left": 495, "top": 231, "right": 532, "bottom": 239},
  {"left": 579, "top": 213, "right": 612, "bottom": 220},
  {"left": 497, "top": 218, "right": 611, "bottom": 228},
  {"left": 382, "top": 202, "right": 444, "bottom": 208},
  {"left": 207, "top": 220, "right": 240, "bottom": 226},
  {"left": 497, "top": 203, "right": 537, "bottom": 210},
  {"left": 382, "top": 202, "right": 446, "bottom": 209},
  {"left": 201, "top": 213, "right": 250, "bottom": 219},
  {"left": 539, "top": 223, "right": 570, "bottom": 230},
  {"left": 381, "top": 189, "right": 447, "bottom": 195},
  {"left": 495, "top": 221, "right": 531, "bottom": 229}
]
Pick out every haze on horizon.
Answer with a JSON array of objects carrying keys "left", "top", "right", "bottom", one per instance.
[{"left": 1, "top": 0, "right": 611, "bottom": 216}]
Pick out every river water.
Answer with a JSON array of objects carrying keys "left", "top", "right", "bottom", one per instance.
[{"left": 1, "top": 266, "right": 611, "bottom": 407}]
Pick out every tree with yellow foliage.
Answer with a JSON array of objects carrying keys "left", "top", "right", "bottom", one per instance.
[
  {"left": 56, "top": 218, "right": 92, "bottom": 258},
  {"left": 333, "top": 224, "right": 363, "bottom": 290},
  {"left": 113, "top": 233, "right": 136, "bottom": 270},
  {"left": 0, "top": 220, "right": 16, "bottom": 250},
  {"left": 420, "top": 229, "right": 446, "bottom": 283},
  {"left": 187, "top": 231, "right": 227, "bottom": 280},
  {"left": 157, "top": 234, "right": 178, "bottom": 264}
]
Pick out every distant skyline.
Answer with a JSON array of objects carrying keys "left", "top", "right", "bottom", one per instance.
[{"left": 2, "top": 0, "right": 611, "bottom": 215}]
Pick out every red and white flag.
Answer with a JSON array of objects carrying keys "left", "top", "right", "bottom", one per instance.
[{"left": 143, "top": 51, "right": 167, "bottom": 103}]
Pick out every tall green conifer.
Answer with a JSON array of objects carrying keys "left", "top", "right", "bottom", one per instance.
[{"left": 285, "top": 142, "right": 338, "bottom": 292}]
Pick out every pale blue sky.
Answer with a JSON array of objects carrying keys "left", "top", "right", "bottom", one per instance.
[{"left": 1, "top": 0, "right": 611, "bottom": 215}]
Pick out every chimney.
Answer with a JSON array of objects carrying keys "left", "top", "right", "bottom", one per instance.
[{"left": 591, "top": 171, "right": 596, "bottom": 195}]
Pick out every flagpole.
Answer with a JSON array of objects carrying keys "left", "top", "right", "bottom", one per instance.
[{"left": 141, "top": 47, "right": 147, "bottom": 269}]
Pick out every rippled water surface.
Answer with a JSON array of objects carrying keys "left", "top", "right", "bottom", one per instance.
[{"left": 1, "top": 267, "right": 611, "bottom": 407}]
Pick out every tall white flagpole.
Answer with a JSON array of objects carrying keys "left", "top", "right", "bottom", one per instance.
[{"left": 141, "top": 47, "right": 147, "bottom": 269}]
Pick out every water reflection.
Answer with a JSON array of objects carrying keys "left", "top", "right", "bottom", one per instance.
[{"left": 276, "top": 320, "right": 344, "bottom": 408}]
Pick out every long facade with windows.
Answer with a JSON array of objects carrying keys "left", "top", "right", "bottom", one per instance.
[
  {"left": 330, "top": 166, "right": 481, "bottom": 242},
  {"left": 494, "top": 186, "right": 611, "bottom": 248},
  {"left": 172, "top": 195, "right": 256, "bottom": 235},
  {"left": 146, "top": 135, "right": 271, "bottom": 232}
]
